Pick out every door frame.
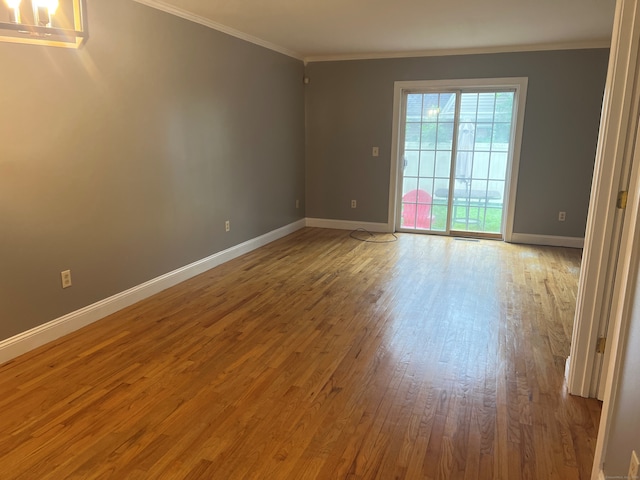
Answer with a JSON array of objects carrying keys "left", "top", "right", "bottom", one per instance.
[
  {"left": 569, "top": 0, "right": 640, "bottom": 475},
  {"left": 567, "top": 0, "right": 640, "bottom": 401},
  {"left": 388, "top": 78, "right": 529, "bottom": 239}
]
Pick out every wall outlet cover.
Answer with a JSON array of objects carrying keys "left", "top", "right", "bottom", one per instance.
[{"left": 61, "top": 270, "right": 72, "bottom": 289}]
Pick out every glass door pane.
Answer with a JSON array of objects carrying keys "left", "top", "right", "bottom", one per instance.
[
  {"left": 450, "top": 91, "right": 514, "bottom": 234},
  {"left": 399, "top": 92, "right": 457, "bottom": 232}
]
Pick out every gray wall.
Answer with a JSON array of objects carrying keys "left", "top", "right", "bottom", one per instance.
[
  {"left": 0, "top": 1, "right": 609, "bottom": 344},
  {"left": 305, "top": 50, "right": 608, "bottom": 236},
  {"left": 0, "top": 0, "right": 305, "bottom": 341}
]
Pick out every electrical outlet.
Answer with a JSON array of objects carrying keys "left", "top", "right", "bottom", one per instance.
[
  {"left": 372, "top": 147, "right": 379, "bottom": 157},
  {"left": 629, "top": 450, "right": 639, "bottom": 479},
  {"left": 61, "top": 270, "right": 72, "bottom": 289},
  {"left": 351, "top": 200, "right": 357, "bottom": 209},
  {"left": 225, "top": 220, "right": 230, "bottom": 232},
  {"left": 558, "top": 211, "right": 566, "bottom": 222},
  {"left": 296, "top": 199, "right": 299, "bottom": 209}
]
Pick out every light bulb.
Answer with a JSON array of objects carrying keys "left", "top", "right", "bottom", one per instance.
[
  {"left": 47, "top": 0, "right": 58, "bottom": 15},
  {"left": 5, "top": 0, "right": 21, "bottom": 23},
  {"left": 33, "top": 0, "right": 58, "bottom": 14},
  {"left": 32, "top": 0, "right": 58, "bottom": 28}
]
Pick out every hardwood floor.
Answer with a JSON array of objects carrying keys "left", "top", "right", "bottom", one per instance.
[{"left": 0, "top": 228, "right": 600, "bottom": 479}]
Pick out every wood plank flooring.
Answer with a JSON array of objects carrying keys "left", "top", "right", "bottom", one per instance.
[{"left": 0, "top": 228, "right": 601, "bottom": 479}]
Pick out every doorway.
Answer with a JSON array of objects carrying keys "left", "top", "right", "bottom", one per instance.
[{"left": 389, "top": 78, "right": 528, "bottom": 240}]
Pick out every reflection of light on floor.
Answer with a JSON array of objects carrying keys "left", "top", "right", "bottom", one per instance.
[
  {"left": 369, "top": 235, "right": 503, "bottom": 389},
  {"left": 566, "top": 265, "right": 581, "bottom": 276},
  {"left": 365, "top": 234, "right": 583, "bottom": 402}
]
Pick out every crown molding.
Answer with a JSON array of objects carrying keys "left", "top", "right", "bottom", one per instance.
[
  {"left": 128, "top": 2, "right": 610, "bottom": 66},
  {"left": 132, "top": 0, "right": 303, "bottom": 60},
  {"left": 303, "top": 39, "right": 611, "bottom": 63}
]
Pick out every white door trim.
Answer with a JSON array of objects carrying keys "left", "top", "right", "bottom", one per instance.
[
  {"left": 589, "top": 0, "right": 640, "bottom": 474},
  {"left": 567, "top": 0, "right": 640, "bottom": 399},
  {"left": 591, "top": 118, "right": 640, "bottom": 479},
  {"left": 387, "top": 77, "right": 528, "bottom": 239}
]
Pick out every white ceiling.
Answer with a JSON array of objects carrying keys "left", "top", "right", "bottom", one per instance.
[{"left": 137, "top": 0, "right": 616, "bottom": 61}]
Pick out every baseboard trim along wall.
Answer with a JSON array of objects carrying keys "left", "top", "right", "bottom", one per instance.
[
  {"left": 0, "top": 221, "right": 584, "bottom": 366},
  {"left": 305, "top": 218, "right": 390, "bottom": 232},
  {"left": 0, "top": 219, "right": 306, "bottom": 366},
  {"left": 303, "top": 221, "right": 585, "bottom": 248},
  {"left": 510, "top": 233, "right": 585, "bottom": 248}
]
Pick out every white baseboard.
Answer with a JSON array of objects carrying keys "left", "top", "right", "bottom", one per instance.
[
  {"left": 0, "top": 219, "right": 306, "bottom": 366},
  {"left": 305, "top": 218, "right": 391, "bottom": 232},
  {"left": 510, "top": 233, "right": 584, "bottom": 248}
]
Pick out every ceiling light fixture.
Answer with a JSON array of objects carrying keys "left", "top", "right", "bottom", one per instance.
[{"left": 1, "top": 0, "right": 87, "bottom": 48}]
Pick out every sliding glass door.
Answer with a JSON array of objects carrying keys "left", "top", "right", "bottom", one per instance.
[
  {"left": 397, "top": 87, "right": 517, "bottom": 237},
  {"left": 400, "top": 92, "right": 457, "bottom": 233}
]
